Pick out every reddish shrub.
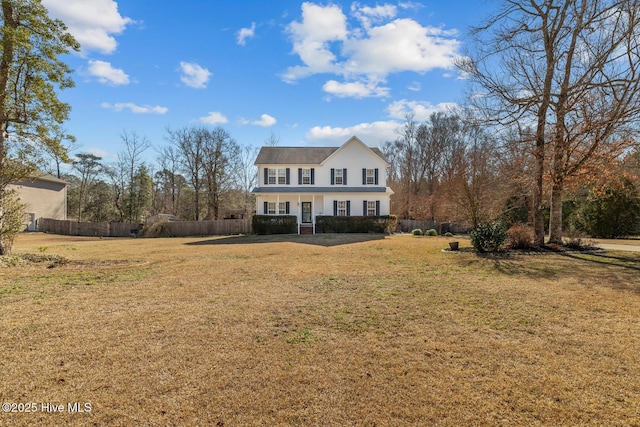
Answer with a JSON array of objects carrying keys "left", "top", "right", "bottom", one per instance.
[{"left": 507, "top": 224, "right": 535, "bottom": 249}]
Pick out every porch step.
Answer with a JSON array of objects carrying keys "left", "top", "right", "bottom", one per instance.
[{"left": 300, "top": 225, "right": 314, "bottom": 235}]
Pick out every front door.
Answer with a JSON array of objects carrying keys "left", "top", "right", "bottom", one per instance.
[{"left": 301, "top": 202, "right": 312, "bottom": 223}]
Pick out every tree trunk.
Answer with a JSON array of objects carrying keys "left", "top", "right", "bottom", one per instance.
[
  {"left": 532, "top": 135, "right": 546, "bottom": 247},
  {"left": 548, "top": 135, "right": 566, "bottom": 244},
  {"left": 548, "top": 180, "right": 564, "bottom": 244}
]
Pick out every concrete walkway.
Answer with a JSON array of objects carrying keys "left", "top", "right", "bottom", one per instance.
[{"left": 595, "top": 243, "right": 640, "bottom": 252}]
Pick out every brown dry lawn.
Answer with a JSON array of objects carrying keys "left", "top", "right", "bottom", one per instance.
[{"left": 1, "top": 232, "right": 639, "bottom": 426}]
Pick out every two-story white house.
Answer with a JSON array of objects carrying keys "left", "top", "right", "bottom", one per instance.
[{"left": 252, "top": 136, "right": 393, "bottom": 234}]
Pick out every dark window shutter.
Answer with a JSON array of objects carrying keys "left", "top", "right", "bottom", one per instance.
[
  {"left": 286, "top": 201, "right": 290, "bottom": 214},
  {"left": 331, "top": 168, "right": 335, "bottom": 185},
  {"left": 363, "top": 200, "right": 368, "bottom": 216},
  {"left": 298, "top": 168, "right": 302, "bottom": 185},
  {"left": 346, "top": 201, "right": 351, "bottom": 216},
  {"left": 376, "top": 200, "right": 380, "bottom": 216},
  {"left": 362, "top": 168, "right": 366, "bottom": 185},
  {"left": 343, "top": 168, "right": 347, "bottom": 185},
  {"left": 311, "top": 168, "right": 315, "bottom": 185},
  {"left": 333, "top": 200, "right": 338, "bottom": 216},
  {"left": 263, "top": 201, "right": 268, "bottom": 214},
  {"left": 374, "top": 168, "right": 379, "bottom": 185},
  {"left": 264, "top": 168, "right": 268, "bottom": 185},
  {"left": 286, "top": 168, "right": 290, "bottom": 185}
]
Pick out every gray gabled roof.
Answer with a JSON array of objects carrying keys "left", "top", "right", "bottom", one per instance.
[
  {"left": 254, "top": 144, "right": 388, "bottom": 165},
  {"left": 255, "top": 147, "right": 338, "bottom": 165}
]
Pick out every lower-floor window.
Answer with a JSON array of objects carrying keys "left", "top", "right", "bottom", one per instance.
[
  {"left": 337, "top": 200, "right": 347, "bottom": 216},
  {"left": 268, "top": 202, "right": 276, "bottom": 215},
  {"left": 278, "top": 202, "right": 287, "bottom": 214},
  {"left": 367, "top": 201, "right": 376, "bottom": 216}
]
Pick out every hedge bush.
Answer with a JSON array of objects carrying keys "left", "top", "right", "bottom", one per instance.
[
  {"left": 425, "top": 229, "right": 438, "bottom": 236},
  {"left": 411, "top": 228, "right": 423, "bottom": 236},
  {"left": 315, "top": 215, "right": 397, "bottom": 234},
  {"left": 252, "top": 215, "right": 297, "bottom": 234}
]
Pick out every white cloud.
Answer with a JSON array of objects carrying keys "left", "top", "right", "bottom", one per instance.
[
  {"left": 180, "top": 62, "right": 212, "bottom": 89},
  {"left": 282, "top": 2, "right": 348, "bottom": 82},
  {"left": 351, "top": 3, "right": 397, "bottom": 28},
  {"left": 386, "top": 100, "right": 458, "bottom": 121},
  {"left": 306, "top": 120, "right": 400, "bottom": 147},
  {"left": 42, "top": 0, "right": 133, "bottom": 55},
  {"left": 101, "top": 102, "right": 168, "bottom": 114},
  {"left": 199, "top": 112, "right": 228, "bottom": 124},
  {"left": 283, "top": 2, "right": 461, "bottom": 99},
  {"left": 83, "top": 147, "right": 111, "bottom": 159},
  {"left": 237, "top": 22, "right": 256, "bottom": 46},
  {"left": 252, "top": 114, "right": 277, "bottom": 127},
  {"left": 342, "top": 19, "right": 460, "bottom": 76},
  {"left": 322, "top": 80, "right": 389, "bottom": 98},
  {"left": 87, "top": 60, "right": 130, "bottom": 85},
  {"left": 408, "top": 81, "right": 422, "bottom": 91}
]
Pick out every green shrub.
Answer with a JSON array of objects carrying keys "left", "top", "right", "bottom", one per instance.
[
  {"left": 252, "top": 215, "right": 297, "bottom": 234},
  {"left": 444, "top": 232, "right": 453, "bottom": 237},
  {"left": 316, "top": 215, "right": 397, "bottom": 233},
  {"left": 425, "top": 229, "right": 438, "bottom": 236},
  {"left": 411, "top": 228, "right": 423, "bottom": 236},
  {"left": 470, "top": 221, "right": 508, "bottom": 253},
  {"left": 507, "top": 223, "right": 535, "bottom": 249},
  {"left": 139, "top": 221, "right": 173, "bottom": 238}
]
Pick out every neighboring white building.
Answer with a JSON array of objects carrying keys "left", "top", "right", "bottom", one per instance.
[
  {"left": 9, "top": 173, "right": 68, "bottom": 231},
  {"left": 252, "top": 136, "right": 394, "bottom": 234}
]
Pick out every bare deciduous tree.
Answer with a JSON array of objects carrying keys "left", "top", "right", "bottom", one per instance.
[{"left": 460, "top": 0, "right": 640, "bottom": 244}]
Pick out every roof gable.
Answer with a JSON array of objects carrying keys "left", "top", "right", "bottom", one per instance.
[{"left": 321, "top": 136, "right": 388, "bottom": 166}]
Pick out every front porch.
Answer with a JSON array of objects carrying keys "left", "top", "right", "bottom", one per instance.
[{"left": 256, "top": 194, "right": 325, "bottom": 235}]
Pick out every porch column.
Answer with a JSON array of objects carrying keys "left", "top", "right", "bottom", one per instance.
[
  {"left": 312, "top": 194, "right": 316, "bottom": 234},
  {"left": 298, "top": 194, "right": 301, "bottom": 234}
]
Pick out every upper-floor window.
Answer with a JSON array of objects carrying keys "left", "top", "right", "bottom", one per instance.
[
  {"left": 335, "top": 169, "right": 343, "bottom": 185},
  {"left": 366, "top": 169, "right": 375, "bottom": 185},
  {"left": 302, "top": 168, "right": 311, "bottom": 185},
  {"left": 277, "top": 168, "right": 286, "bottom": 185},
  {"left": 362, "top": 168, "right": 379, "bottom": 185},
  {"left": 297, "top": 168, "right": 315, "bottom": 185},
  {"left": 265, "top": 167, "right": 290, "bottom": 185},
  {"left": 331, "top": 168, "right": 347, "bottom": 185}
]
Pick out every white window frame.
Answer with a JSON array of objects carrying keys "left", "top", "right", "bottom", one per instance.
[
  {"left": 302, "top": 168, "right": 311, "bottom": 185},
  {"left": 335, "top": 168, "right": 343, "bottom": 185},
  {"left": 277, "top": 168, "right": 286, "bottom": 185},
  {"left": 267, "top": 202, "right": 276, "bottom": 215},
  {"left": 337, "top": 200, "right": 347, "bottom": 216},
  {"left": 278, "top": 202, "right": 287, "bottom": 214},
  {"left": 268, "top": 169, "right": 276, "bottom": 185},
  {"left": 366, "top": 169, "right": 375, "bottom": 185},
  {"left": 367, "top": 201, "right": 376, "bottom": 216}
]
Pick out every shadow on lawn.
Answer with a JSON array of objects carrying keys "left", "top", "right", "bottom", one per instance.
[
  {"left": 185, "top": 233, "right": 387, "bottom": 248},
  {"left": 488, "top": 251, "right": 640, "bottom": 293},
  {"left": 562, "top": 251, "right": 640, "bottom": 272}
]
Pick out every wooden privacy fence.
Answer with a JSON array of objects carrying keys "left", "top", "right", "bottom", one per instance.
[
  {"left": 158, "top": 219, "right": 250, "bottom": 237},
  {"left": 397, "top": 219, "right": 471, "bottom": 234},
  {"left": 37, "top": 218, "right": 251, "bottom": 237}
]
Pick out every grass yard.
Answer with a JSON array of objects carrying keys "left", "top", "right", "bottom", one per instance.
[{"left": 1, "top": 232, "right": 639, "bottom": 426}]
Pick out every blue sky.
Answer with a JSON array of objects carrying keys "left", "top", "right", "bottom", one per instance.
[{"left": 41, "top": 0, "right": 498, "bottom": 164}]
